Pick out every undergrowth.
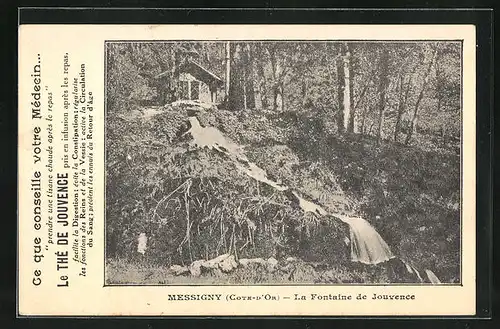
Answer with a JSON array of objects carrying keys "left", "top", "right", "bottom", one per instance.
[{"left": 106, "top": 104, "right": 461, "bottom": 284}]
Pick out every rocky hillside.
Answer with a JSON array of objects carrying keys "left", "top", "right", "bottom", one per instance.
[{"left": 105, "top": 102, "right": 460, "bottom": 284}]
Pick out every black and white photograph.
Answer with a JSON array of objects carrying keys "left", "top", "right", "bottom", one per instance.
[{"left": 104, "top": 40, "right": 462, "bottom": 286}]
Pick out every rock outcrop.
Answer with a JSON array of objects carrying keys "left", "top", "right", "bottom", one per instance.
[{"left": 169, "top": 264, "right": 189, "bottom": 276}]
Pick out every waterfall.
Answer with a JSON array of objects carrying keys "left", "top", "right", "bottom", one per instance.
[
  {"left": 186, "top": 116, "right": 411, "bottom": 269},
  {"left": 333, "top": 214, "right": 395, "bottom": 264},
  {"left": 290, "top": 193, "right": 395, "bottom": 265}
]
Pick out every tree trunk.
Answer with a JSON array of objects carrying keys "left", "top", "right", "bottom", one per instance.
[
  {"left": 394, "top": 64, "right": 417, "bottom": 142},
  {"left": 435, "top": 52, "right": 445, "bottom": 145},
  {"left": 279, "top": 82, "right": 285, "bottom": 112},
  {"left": 270, "top": 48, "right": 284, "bottom": 112},
  {"left": 351, "top": 76, "right": 371, "bottom": 134},
  {"left": 250, "top": 44, "right": 264, "bottom": 110},
  {"left": 244, "top": 44, "right": 255, "bottom": 109},
  {"left": 348, "top": 60, "right": 356, "bottom": 132},
  {"left": 253, "top": 84, "right": 262, "bottom": 110},
  {"left": 225, "top": 41, "right": 231, "bottom": 104},
  {"left": 272, "top": 86, "right": 278, "bottom": 111},
  {"left": 257, "top": 60, "right": 268, "bottom": 109},
  {"left": 351, "top": 75, "right": 372, "bottom": 134},
  {"left": 368, "top": 121, "right": 375, "bottom": 136},
  {"left": 405, "top": 88, "right": 426, "bottom": 146},
  {"left": 260, "top": 85, "right": 267, "bottom": 109},
  {"left": 280, "top": 82, "right": 286, "bottom": 111},
  {"left": 343, "top": 44, "right": 352, "bottom": 132},
  {"left": 228, "top": 44, "right": 245, "bottom": 110},
  {"left": 274, "top": 86, "right": 283, "bottom": 112},
  {"left": 405, "top": 48, "right": 437, "bottom": 145},
  {"left": 393, "top": 74, "right": 405, "bottom": 142},
  {"left": 377, "top": 49, "right": 390, "bottom": 145},
  {"left": 171, "top": 49, "right": 180, "bottom": 102},
  {"left": 267, "top": 45, "right": 279, "bottom": 111},
  {"left": 336, "top": 48, "right": 345, "bottom": 134},
  {"left": 360, "top": 106, "right": 367, "bottom": 135},
  {"left": 243, "top": 66, "right": 247, "bottom": 110}
]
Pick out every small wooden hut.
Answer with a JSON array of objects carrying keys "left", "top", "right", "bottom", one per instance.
[{"left": 155, "top": 60, "right": 224, "bottom": 104}]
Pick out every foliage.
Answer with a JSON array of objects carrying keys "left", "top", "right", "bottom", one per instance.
[
  {"left": 290, "top": 134, "right": 461, "bottom": 282},
  {"left": 107, "top": 40, "right": 461, "bottom": 147}
]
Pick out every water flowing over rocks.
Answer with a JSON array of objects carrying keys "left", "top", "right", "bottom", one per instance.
[
  {"left": 186, "top": 115, "right": 397, "bottom": 267},
  {"left": 182, "top": 114, "right": 441, "bottom": 283}
]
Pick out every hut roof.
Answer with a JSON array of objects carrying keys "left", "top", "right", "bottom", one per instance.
[{"left": 155, "top": 60, "right": 224, "bottom": 87}]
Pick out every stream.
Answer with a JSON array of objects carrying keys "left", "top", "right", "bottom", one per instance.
[{"left": 186, "top": 115, "right": 440, "bottom": 283}]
